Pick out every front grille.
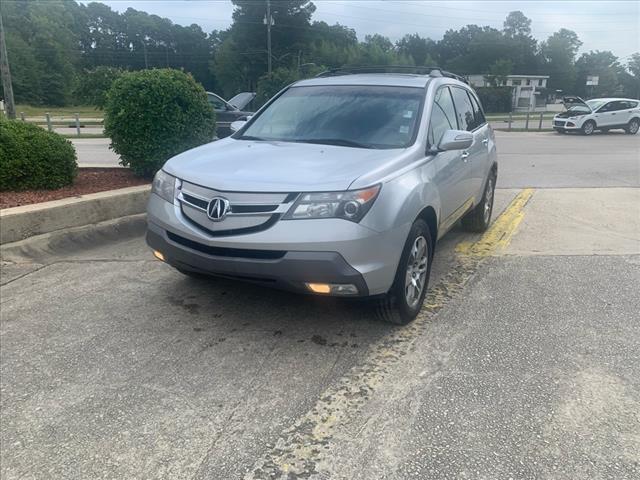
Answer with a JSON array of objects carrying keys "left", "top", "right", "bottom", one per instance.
[
  {"left": 167, "top": 231, "right": 286, "bottom": 260},
  {"left": 177, "top": 181, "right": 296, "bottom": 236},
  {"left": 181, "top": 193, "right": 208, "bottom": 210},
  {"left": 554, "top": 120, "right": 565, "bottom": 127}
]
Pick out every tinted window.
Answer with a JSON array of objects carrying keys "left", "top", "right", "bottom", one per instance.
[
  {"left": 468, "top": 91, "right": 486, "bottom": 128},
  {"left": 241, "top": 85, "right": 424, "bottom": 149},
  {"left": 451, "top": 87, "right": 476, "bottom": 132},
  {"left": 428, "top": 87, "right": 457, "bottom": 147},
  {"left": 598, "top": 102, "right": 616, "bottom": 113}
]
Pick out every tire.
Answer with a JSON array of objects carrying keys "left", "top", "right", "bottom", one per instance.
[
  {"left": 626, "top": 118, "right": 639, "bottom": 135},
  {"left": 581, "top": 120, "right": 596, "bottom": 136},
  {"left": 375, "top": 220, "right": 433, "bottom": 325},
  {"left": 461, "top": 171, "right": 496, "bottom": 233}
]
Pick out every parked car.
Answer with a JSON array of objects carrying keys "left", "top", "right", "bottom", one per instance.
[
  {"left": 206, "top": 92, "right": 255, "bottom": 138},
  {"left": 148, "top": 67, "right": 497, "bottom": 324},
  {"left": 553, "top": 96, "right": 640, "bottom": 135}
]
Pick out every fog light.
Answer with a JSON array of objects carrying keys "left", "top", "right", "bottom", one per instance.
[
  {"left": 306, "top": 283, "right": 358, "bottom": 296},
  {"left": 567, "top": 122, "right": 575, "bottom": 127},
  {"left": 153, "top": 250, "right": 165, "bottom": 262}
]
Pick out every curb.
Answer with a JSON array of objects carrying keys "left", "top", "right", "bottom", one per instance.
[
  {"left": 1, "top": 213, "right": 147, "bottom": 264},
  {"left": 0, "top": 185, "right": 150, "bottom": 244}
]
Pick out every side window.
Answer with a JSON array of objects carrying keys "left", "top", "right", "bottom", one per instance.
[
  {"left": 614, "top": 101, "right": 633, "bottom": 111},
  {"left": 598, "top": 102, "right": 616, "bottom": 113},
  {"left": 428, "top": 87, "right": 457, "bottom": 147},
  {"left": 468, "top": 91, "right": 486, "bottom": 128},
  {"left": 451, "top": 87, "right": 476, "bottom": 132}
]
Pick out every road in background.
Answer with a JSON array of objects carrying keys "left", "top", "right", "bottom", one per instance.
[
  {"left": 73, "top": 132, "right": 640, "bottom": 190},
  {"left": 71, "top": 138, "right": 120, "bottom": 168}
]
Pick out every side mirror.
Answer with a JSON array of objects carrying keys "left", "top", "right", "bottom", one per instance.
[
  {"left": 230, "top": 120, "right": 247, "bottom": 133},
  {"left": 438, "top": 130, "right": 473, "bottom": 151}
]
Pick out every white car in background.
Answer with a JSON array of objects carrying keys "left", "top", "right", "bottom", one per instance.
[{"left": 553, "top": 96, "right": 640, "bottom": 135}]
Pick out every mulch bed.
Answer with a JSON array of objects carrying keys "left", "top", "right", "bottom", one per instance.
[{"left": 0, "top": 168, "right": 150, "bottom": 209}]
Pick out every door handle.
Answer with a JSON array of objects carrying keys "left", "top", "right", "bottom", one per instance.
[
  {"left": 482, "top": 138, "right": 489, "bottom": 146},
  {"left": 461, "top": 151, "right": 469, "bottom": 161}
]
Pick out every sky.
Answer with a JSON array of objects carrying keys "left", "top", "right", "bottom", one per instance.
[{"left": 89, "top": 0, "right": 640, "bottom": 62}]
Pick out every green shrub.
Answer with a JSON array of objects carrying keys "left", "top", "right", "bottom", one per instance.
[
  {"left": 104, "top": 69, "right": 216, "bottom": 177},
  {"left": 0, "top": 119, "right": 77, "bottom": 191},
  {"left": 475, "top": 86, "right": 513, "bottom": 113}
]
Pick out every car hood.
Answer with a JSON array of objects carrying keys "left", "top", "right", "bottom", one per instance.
[
  {"left": 163, "top": 138, "right": 403, "bottom": 192},
  {"left": 555, "top": 110, "right": 589, "bottom": 119},
  {"left": 227, "top": 92, "right": 256, "bottom": 111},
  {"left": 562, "top": 96, "right": 591, "bottom": 111}
]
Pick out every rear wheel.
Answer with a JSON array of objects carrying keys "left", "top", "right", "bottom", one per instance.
[
  {"left": 461, "top": 172, "right": 496, "bottom": 232},
  {"left": 582, "top": 120, "right": 596, "bottom": 136},
  {"left": 626, "top": 118, "right": 639, "bottom": 135},
  {"left": 376, "top": 220, "right": 433, "bottom": 325}
]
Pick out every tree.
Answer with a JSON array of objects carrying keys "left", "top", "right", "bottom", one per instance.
[
  {"left": 485, "top": 59, "right": 513, "bottom": 86},
  {"left": 622, "top": 53, "right": 640, "bottom": 99},
  {"left": 575, "top": 51, "right": 622, "bottom": 97},
  {"left": 396, "top": 34, "right": 436, "bottom": 66},
  {"left": 541, "top": 29, "right": 582, "bottom": 93},
  {"left": 74, "top": 66, "right": 123, "bottom": 108},
  {"left": 503, "top": 11, "right": 532, "bottom": 37}
]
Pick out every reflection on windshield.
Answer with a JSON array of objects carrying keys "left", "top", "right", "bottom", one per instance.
[{"left": 240, "top": 85, "right": 424, "bottom": 149}]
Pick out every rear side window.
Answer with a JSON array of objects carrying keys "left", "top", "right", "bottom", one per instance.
[
  {"left": 451, "top": 87, "right": 476, "bottom": 132},
  {"left": 428, "top": 87, "right": 457, "bottom": 147},
  {"left": 468, "top": 92, "right": 486, "bottom": 128}
]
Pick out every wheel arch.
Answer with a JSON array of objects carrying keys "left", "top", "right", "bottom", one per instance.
[{"left": 415, "top": 205, "right": 438, "bottom": 255}]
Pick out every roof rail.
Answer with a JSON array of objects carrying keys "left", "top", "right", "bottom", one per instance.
[{"left": 316, "top": 65, "right": 468, "bottom": 84}]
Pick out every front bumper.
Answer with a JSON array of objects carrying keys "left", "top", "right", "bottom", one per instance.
[
  {"left": 147, "top": 223, "right": 369, "bottom": 295},
  {"left": 146, "top": 193, "right": 409, "bottom": 296},
  {"left": 553, "top": 119, "right": 580, "bottom": 131}
]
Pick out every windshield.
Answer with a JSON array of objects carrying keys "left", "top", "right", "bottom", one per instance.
[
  {"left": 586, "top": 99, "right": 607, "bottom": 111},
  {"left": 239, "top": 85, "right": 424, "bottom": 149},
  {"left": 568, "top": 105, "right": 591, "bottom": 113}
]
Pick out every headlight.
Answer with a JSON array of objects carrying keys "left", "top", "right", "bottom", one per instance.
[
  {"left": 284, "top": 185, "right": 380, "bottom": 223},
  {"left": 152, "top": 170, "right": 177, "bottom": 203}
]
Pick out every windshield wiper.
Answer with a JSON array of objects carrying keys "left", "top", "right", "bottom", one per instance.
[
  {"left": 296, "top": 138, "right": 373, "bottom": 149},
  {"left": 238, "top": 135, "right": 266, "bottom": 141}
]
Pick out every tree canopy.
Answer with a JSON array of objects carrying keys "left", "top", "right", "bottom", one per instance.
[{"left": 1, "top": 0, "right": 638, "bottom": 106}]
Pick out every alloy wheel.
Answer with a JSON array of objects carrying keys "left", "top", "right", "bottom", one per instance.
[
  {"left": 404, "top": 236, "right": 429, "bottom": 308},
  {"left": 483, "top": 177, "right": 494, "bottom": 225}
]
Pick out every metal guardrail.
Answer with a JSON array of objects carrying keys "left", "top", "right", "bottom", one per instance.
[{"left": 19, "top": 112, "right": 104, "bottom": 137}]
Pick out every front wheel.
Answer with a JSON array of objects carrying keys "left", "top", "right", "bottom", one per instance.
[
  {"left": 582, "top": 120, "right": 596, "bottom": 136},
  {"left": 376, "top": 220, "right": 433, "bottom": 325},
  {"left": 626, "top": 119, "right": 639, "bottom": 135}
]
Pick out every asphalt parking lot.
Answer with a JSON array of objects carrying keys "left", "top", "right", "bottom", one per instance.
[{"left": 2, "top": 132, "right": 639, "bottom": 479}]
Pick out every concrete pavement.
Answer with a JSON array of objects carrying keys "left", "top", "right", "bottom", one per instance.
[{"left": 1, "top": 133, "right": 639, "bottom": 479}]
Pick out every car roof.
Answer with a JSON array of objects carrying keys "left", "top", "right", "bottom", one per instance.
[
  {"left": 589, "top": 98, "right": 636, "bottom": 102},
  {"left": 294, "top": 73, "right": 450, "bottom": 88}
]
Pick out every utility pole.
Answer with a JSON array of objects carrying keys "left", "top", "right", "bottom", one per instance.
[
  {"left": 264, "top": 0, "right": 273, "bottom": 75},
  {"left": 0, "top": 9, "right": 16, "bottom": 119}
]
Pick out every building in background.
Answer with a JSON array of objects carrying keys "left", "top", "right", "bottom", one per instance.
[{"left": 468, "top": 74, "right": 550, "bottom": 112}]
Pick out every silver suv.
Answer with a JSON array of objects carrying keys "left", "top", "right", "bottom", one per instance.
[{"left": 147, "top": 67, "right": 498, "bottom": 324}]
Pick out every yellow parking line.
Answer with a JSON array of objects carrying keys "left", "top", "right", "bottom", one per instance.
[{"left": 456, "top": 188, "right": 535, "bottom": 257}]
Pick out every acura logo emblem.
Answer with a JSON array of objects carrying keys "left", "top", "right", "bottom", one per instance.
[{"left": 207, "top": 196, "right": 231, "bottom": 221}]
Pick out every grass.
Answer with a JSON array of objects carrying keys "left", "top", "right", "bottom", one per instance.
[{"left": 16, "top": 104, "right": 103, "bottom": 118}]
